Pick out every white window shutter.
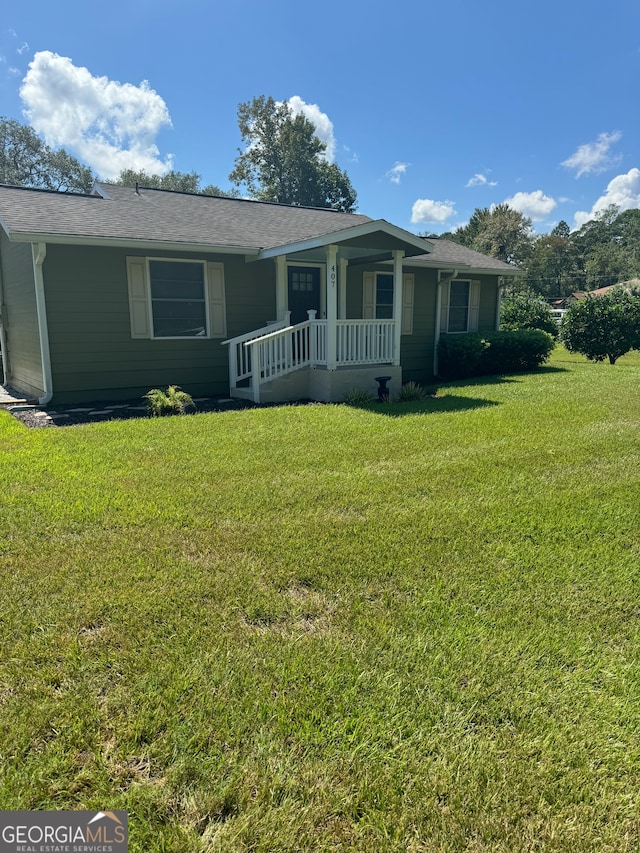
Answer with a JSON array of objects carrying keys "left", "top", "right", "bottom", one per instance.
[
  {"left": 207, "top": 262, "right": 227, "bottom": 337},
  {"left": 362, "top": 272, "right": 375, "bottom": 319},
  {"left": 402, "top": 273, "right": 414, "bottom": 334},
  {"left": 127, "top": 257, "right": 151, "bottom": 339},
  {"left": 440, "top": 280, "right": 450, "bottom": 333},
  {"left": 469, "top": 280, "right": 481, "bottom": 331}
]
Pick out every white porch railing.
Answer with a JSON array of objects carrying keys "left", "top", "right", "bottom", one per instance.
[
  {"left": 223, "top": 314, "right": 395, "bottom": 403},
  {"left": 336, "top": 320, "right": 395, "bottom": 364}
]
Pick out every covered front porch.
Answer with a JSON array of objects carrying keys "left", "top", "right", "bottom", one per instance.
[{"left": 224, "top": 221, "right": 431, "bottom": 403}]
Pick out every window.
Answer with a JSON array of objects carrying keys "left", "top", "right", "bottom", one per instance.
[
  {"left": 363, "top": 271, "right": 414, "bottom": 333},
  {"left": 375, "top": 273, "right": 394, "bottom": 319},
  {"left": 448, "top": 280, "right": 470, "bottom": 333},
  {"left": 441, "top": 279, "right": 480, "bottom": 333},
  {"left": 127, "top": 257, "right": 226, "bottom": 340},
  {"left": 150, "top": 261, "right": 207, "bottom": 337},
  {"left": 290, "top": 269, "right": 315, "bottom": 292}
]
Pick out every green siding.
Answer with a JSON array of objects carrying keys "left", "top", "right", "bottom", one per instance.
[
  {"left": 345, "top": 264, "right": 500, "bottom": 384},
  {"left": 400, "top": 266, "right": 439, "bottom": 384},
  {"left": 0, "top": 233, "right": 44, "bottom": 398},
  {"left": 30, "top": 241, "right": 502, "bottom": 405},
  {"left": 44, "top": 245, "right": 276, "bottom": 404}
]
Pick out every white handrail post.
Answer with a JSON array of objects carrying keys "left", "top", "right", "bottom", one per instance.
[
  {"left": 308, "top": 309, "right": 317, "bottom": 364},
  {"left": 246, "top": 340, "right": 260, "bottom": 403},
  {"left": 228, "top": 341, "right": 238, "bottom": 392}
]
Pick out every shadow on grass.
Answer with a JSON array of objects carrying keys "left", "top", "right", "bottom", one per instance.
[
  {"left": 344, "top": 365, "right": 569, "bottom": 418},
  {"left": 346, "top": 395, "right": 500, "bottom": 418}
]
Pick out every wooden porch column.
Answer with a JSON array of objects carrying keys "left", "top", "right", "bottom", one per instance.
[
  {"left": 326, "top": 245, "right": 338, "bottom": 370},
  {"left": 275, "top": 255, "right": 287, "bottom": 320},
  {"left": 392, "top": 249, "right": 404, "bottom": 367}
]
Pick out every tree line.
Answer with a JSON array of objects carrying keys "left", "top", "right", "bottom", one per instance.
[
  {"left": 0, "top": 95, "right": 356, "bottom": 212},
  {"left": 438, "top": 204, "right": 640, "bottom": 297},
  {"left": 2, "top": 104, "right": 639, "bottom": 291}
]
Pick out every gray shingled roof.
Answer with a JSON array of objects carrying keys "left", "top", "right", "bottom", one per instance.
[
  {"left": 0, "top": 183, "right": 373, "bottom": 250},
  {"left": 407, "top": 239, "right": 522, "bottom": 274},
  {"left": 0, "top": 182, "right": 522, "bottom": 274}
]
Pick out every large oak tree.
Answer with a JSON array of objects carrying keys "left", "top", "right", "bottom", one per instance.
[{"left": 229, "top": 96, "right": 357, "bottom": 212}]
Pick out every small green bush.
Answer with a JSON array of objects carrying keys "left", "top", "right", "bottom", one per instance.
[
  {"left": 438, "top": 330, "right": 555, "bottom": 380},
  {"left": 343, "top": 388, "right": 374, "bottom": 406},
  {"left": 144, "top": 385, "right": 196, "bottom": 416},
  {"left": 395, "top": 381, "right": 431, "bottom": 402}
]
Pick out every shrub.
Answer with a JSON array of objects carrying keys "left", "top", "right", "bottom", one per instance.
[
  {"left": 500, "top": 288, "right": 558, "bottom": 337},
  {"left": 395, "top": 381, "right": 431, "bottom": 402},
  {"left": 437, "top": 334, "right": 488, "bottom": 380},
  {"left": 438, "top": 330, "right": 555, "bottom": 380},
  {"left": 144, "top": 385, "right": 196, "bottom": 416},
  {"left": 343, "top": 388, "right": 373, "bottom": 406},
  {"left": 561, "top": 287, "right": 640, "bottom": 364},
  {"left": 480, "top": 330, "right": 555, "bottom": 374}
]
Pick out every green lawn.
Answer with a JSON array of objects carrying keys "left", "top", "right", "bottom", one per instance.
[{"left": 1, "top": 347, "right": 639, "bottom": 852}]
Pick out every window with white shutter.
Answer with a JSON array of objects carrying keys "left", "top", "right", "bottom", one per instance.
[{"left": 126, "top": 257, "right": 226, "bottom": 339}]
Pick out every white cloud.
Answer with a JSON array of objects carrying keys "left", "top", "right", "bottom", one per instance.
[
  {"left": 411, "top": 198, "right": 456, "bottom": 224},
  {"left": 20, "top": 51, "right": 173, "bottom": 179},
  {"left": 562, "top": 131, "right": 623, "bottom": 178},
  {"left": 502, "top": 190, "right": 557, "bottom": 221},
  {"left": 386, "top": 162, "right": 409, "bottom": 184},
  {"left": 288, "top": 95, "right": 336, "bottom": 162},
  {"left": 573, "top": 167, "right": 640, "bottom": 229},
  {"left": 466, "top": 172, "right": 497, "bottom": 188},
  {"left": 17, "top": 41, "right": 29, "bottom": 55}
]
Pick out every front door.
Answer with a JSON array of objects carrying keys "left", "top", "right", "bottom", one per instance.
[{"left": 288, "top": 266, "right": 321, "bottom": 325}]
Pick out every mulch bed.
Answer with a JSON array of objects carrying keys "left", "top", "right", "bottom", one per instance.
[{"left": 1, "top": 396, "right": 258, "bottom": 429}]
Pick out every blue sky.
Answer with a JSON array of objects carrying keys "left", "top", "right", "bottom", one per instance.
[{"left": 1, "top": 0, "right": 639, "bottom": 235}]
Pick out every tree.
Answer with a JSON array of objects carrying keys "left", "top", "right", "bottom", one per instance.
[
  {"left": 448, "top": 204, "right": 533, "bottom": 267},
  {"left": 561, "top": 287, "right": 640, "bottom": 364},
  {"left": 115, "top": 168, "right": 237, "bottom": 197},
  {"left": 500, "top": 287, "right": 558, "bottom": 337},
  {"left": 229, "top": 96, "right": 357, "bottom": 211},
  {"left": 0, "top": 116, "right": 94, "bottom": 193},
  {"left": 525, "top": 221, "right": 580, "bottom": 297},
  {"left": 572, "top": 206, "right": 640, "bottom": 290}
]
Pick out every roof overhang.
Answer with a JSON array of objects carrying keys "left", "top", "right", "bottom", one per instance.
[
  {"left": 402, "top": 257, "right": 526, "bottom": 276},
  {"left": 256, "top": 219, "right": 433, "bottom": 261},
  {"left": 3, "top": 231, "right": 260, "bottom": 256}
]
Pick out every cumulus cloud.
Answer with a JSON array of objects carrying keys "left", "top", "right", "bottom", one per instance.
[
  {"left": 573, "top": 167, "right": 640, "bottom": 229},
  {"left": 502, "top": 190, "right": 557, "bottom": 221},
  {"left": 562, "top": 131, "right": 623, "bottom": 178},
  {"left": 466, "top": 172, "right": 497, "bottom": 188},
  {"left": 288, "top": 95, "right": 336, "bottom": 162},
  {"left": 411, "top": 198, "right": 456, "bottom": 224},
  {"left": 20, "top": 51, "right": 173, "bottom": 180},
  {"left": 386, "top": 162, "right": 409, "bottom": 184}
]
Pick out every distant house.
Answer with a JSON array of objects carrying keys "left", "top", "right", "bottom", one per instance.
[
  {"left": 552, "top": 283, "right": 639, "bottom": 308},
  {"left": 0, "top": 183, "right": 521, "bottom": 405}
]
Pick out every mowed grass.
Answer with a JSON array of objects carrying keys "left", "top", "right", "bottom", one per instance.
[{"left": 1, "top": 347, "right": 639, "bottom": 852}]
